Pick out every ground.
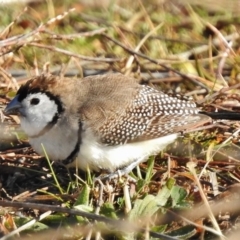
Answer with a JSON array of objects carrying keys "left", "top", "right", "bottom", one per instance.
[{"left": 1, "top": 0, "right": 240, "bottom": 239}]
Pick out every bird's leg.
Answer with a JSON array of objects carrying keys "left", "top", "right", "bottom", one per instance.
[{"left": 96, "top": 156, "right": 146, "bottom": 181}]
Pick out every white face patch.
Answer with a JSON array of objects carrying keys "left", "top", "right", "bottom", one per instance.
[{"left": 20, "top": 92, "right": 59, "bottom": 137}]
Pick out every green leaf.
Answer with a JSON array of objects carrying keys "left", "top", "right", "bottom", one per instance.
[
  {"left": 166, "top": 178, "right": 176, "bottom": 190},
  {"left": 167, "top": 225, "right": 197, "bottom": 239},
  {"left": 151, "top": 224, "right": 168, "bottom": 240},
  {"left": 145, "top": 156, "right": 155, "bottom": 182},
  {"left": 27, "top": 222, "right": 50, "bottom": 232},
  {"left": 74, "top": 184, "right": 92, "bottom": 223},
  {"left": 136, "top": 178, "right": 147, "bottom": 192},
  {"left": 129, "top": 195, "right": 159, "bottom": 221},
  {"left": 74, "top": 204, "right": 93, "bottom": 223},
  {"left": 7, "top": 91, "right": 17, "bottom": 98},
  {"left": 15, "top": 217, "right": 49, "bottom": 233},
  {"left": 100, "top": 202, "right": 118, "bottom": 219},
  {"left": 171, "top": 186, "right": 188, "bottom": 207},
  {"left": 156, "top": 179, "right": 175, "bottom": 207},
  {"left": 74, "top": 183, "right": 90, "bottom": 206},
  {"left": 74, "top": 205, "right": 93, "bottom": 213}
]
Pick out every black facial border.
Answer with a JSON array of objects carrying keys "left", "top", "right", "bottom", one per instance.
[{"left": 19, "top": 85, "right": 64, "bottom": 138}]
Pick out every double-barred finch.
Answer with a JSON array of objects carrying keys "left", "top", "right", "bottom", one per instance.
[{"left": 4, "top": 73, "right": 211, "bottom": 174}]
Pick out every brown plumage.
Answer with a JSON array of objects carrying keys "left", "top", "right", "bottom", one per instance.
[{"left": 4, "top": 73, "right": 211, "bottom": 172}]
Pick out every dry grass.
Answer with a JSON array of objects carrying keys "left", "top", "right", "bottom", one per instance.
[{"left": 1, "top": 0, "right": 240, "bottom": 239}]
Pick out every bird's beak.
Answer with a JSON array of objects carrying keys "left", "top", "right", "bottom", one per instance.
[{"left": 4, "top": 95, "right": 23, "bottom": 116}]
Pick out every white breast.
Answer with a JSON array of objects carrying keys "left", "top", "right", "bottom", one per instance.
[
  {"left": 29, "top": 122, "right": 79, "bottom": 161},
  {"left": 75, "top": 129, "right": 178, "bottom": 172}
]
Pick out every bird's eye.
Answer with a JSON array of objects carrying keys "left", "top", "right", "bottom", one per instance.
[{"left": 30, "top": 98, "right": 40, "bottom": 105}]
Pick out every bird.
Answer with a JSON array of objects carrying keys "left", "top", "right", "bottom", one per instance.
[{"left": 4, "top": 73, "right": 211, "bottom": 176}]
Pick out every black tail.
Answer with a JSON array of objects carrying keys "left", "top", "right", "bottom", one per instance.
[{"left": 200, "top": 111, "right": 240, "bottom": 120}]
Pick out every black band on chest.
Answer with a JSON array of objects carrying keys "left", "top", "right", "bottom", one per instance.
[{"left": 62, "top": 122, "right": 82, "bottom": 165}]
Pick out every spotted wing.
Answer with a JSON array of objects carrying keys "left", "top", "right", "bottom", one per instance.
[{"left": 99, "top": 86, "right": 210, "bottom": 145}]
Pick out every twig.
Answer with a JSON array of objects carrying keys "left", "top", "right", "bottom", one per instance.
[
  {"left": 0, "top": 7, "right": 28, "bottom": 40},
  {"left": 217, "top": 40, "right": 232, "bottom": 86},
  {"left": 197, "top": 82, "right": 240, "bottom": 105},
  {"left": 205, "top": 22, "right": 236, "bottom": 56},
  {"left": 102, "top": 33, "right": 209, "bottom": 90},
  {"left": 0, "top": 67, "right": 19, "bottom": 90},
  {"left": 0, "top": 8, "right": 75, "bottom": 49},
  {"left": 123, "top": 182, "right": 132, "bottom": 213},
  {"left": 0, "top": 211, "right": 52, "bottom": 240},
  {"left": 125, "top": 23, "right": 163, "bottom": 73},
  {"left": 167, "top": 209, "right": 226, "bottom": 238},
  {"left": 0, "top": 200, "right": 177, "bottom": 240},
  {"left": 175, "top": 32, "right": 239, "bottom": 60},
  {"left": 187, "top": 162, "right": 226, "bottom": 240},
  {"left": 29, "top": 42, "right": 121, "bottom": 63},
  {"left": 43, "top": 28, "right": 107, "bottom": 40}
]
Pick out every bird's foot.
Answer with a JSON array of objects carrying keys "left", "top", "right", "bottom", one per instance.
[{"left": 95, "top": 156, "right": 145, "bottom": 182}]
